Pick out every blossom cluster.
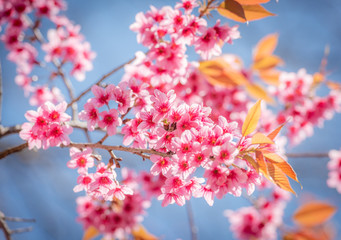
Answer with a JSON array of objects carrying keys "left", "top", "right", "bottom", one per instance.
[
  {"left": 19, "top": 101, "right": 72, "bottom": 149},
  {"left": 67, "top": 147, "right": 133, "bottom": 201},
  {"left": 327, "top": 148, "right": 341, "bottom": 193},
  {"left": 225, "top": 187, "right": 291, "bottom": 240},
  {"left": 120, "top": 89, "right": 262, "bottom": 207},
  {"left": 124, "top": 0, "right": 239, "bottom": 95},
  {"left": 79, "top": 83, "right": 134, "bottom": 133},
  {"left": 270, "top": 69, "right": 341, "bottom": 145},
  {"left": 76, "top": 169, "right": 150, "bottom": 239},
  {"left": 0, "top": 0, "right": 95, "bottom": 106}
]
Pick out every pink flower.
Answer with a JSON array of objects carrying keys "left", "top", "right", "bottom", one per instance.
[
  {"left": 98, "top": 109, "right": 122, "bottom": 136},
  {"left": 67, "top": 147, "right": 94, "bottom": 173},
  {"left": 79, "top": 99, "right": 100, "bottom": 131},
  {"left": 91, "top": 85, "right": 113, "bottom": 108},
  {"left": 150, "top": 155, "right": 172, "bottom": 176}
]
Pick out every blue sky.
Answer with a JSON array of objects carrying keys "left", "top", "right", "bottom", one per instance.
[{"left": 1, "top": 0, "right": 341, "bottom": 239}]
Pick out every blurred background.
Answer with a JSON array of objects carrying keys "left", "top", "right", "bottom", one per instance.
[{"left": 1, "top": 0, "right": 341, "bottom": 239}]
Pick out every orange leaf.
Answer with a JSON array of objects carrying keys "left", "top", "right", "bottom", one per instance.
[
  {"left": 221, "top": 0, "right": 246, "bottom": 21},
  {"left": 293, "top": 201, "right": 337, "bottom": 227},
  {"left": 253, "top": 55, "right": 282, "bottom": 70},
  {"left": 218, "top": 2, "right": 275, "bottom": 23},
  {"left": 276, "top": 161, "right": 299, "bottom": 183},
  {"left": 263, "top": 152, "right": 286, "bottom": 163},
  {"left": 242, "top": 100, "right": 262, "bottom": 136},
  {"left": 235, "top": 0, "right": 271, "bottom": 4},
  {"left": 245, "top": 83, "right": 274, "bottom": 104},
  {"left": 243, "top": 154, "right": 259, "bottom": 173},
  {"left": 259, "top": 70, "right": 280, "bottom": 85},
  {"left": 132, "top": 225, "right": 158, "bottom": 240},
  {"left": 255, "top": 150, "right": 269, "bottom": 178},
  {"left": 83, "top": 226, "right": 99, "bottom": 240},
  {"left": 199, "top": 59, "right": 248, "bottom": 88},
  {"left": 326, "top": 81, "right": 341, "bottom": 91},
  {"left": 251, "top": 132, "right": 275, "bottom": 145},
  {"left": 267, "top": 124, "right": 284, "bottom": 140},
  {"left": 266, "top": 161, "right": 296, "bottom": 194},
  {"left": 253, "top": 34, "right": 279, "bottom": 62}
]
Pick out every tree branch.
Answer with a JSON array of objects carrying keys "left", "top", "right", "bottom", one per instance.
[
  {"left": 186, "top": 201, "right": 198, "bottom": 240},
  {"left": 28, "top": 16, "right": 78, "bottom": 120},
  {"left": 65, "top": 142, "right": 173, "bottom": 158},
  {"left": 286, "top": 152, "right": 329, "bottom": 158},
  {"left": 67, "top": 55, "right": 137, "bottom": 109},
  {"left": 0, "top": 212, "right": 11, "bottom": 240},
  {"left": 0, "top": 143, "right": 28, "bottom": 160},
  {"left": 0, "top": 61, "right": 2, "bottom": 124}
]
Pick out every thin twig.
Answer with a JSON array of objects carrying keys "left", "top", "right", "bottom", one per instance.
[
  {"left": 0, "top": 143, "right": 28, "bottom": 160},
  {"left": 10, "top": 227, "right": 33, "bottom": 234},
  {"left": 3, "top": 217, "right": 35, "bottom": 223},
  {"left": 67, "top": 55, "right": 137, "bottom": 109},
  {"left": 65, "top": 142, "right": 173, "bottom": 158},
  {"left": 0, "top": 212, "right": 11, "bottom": 240},
  {"left": 0, "top": 125, "right": 22, "bottom": 138},
  {"left": 0, "top": 61, "right": 2, "bottom": 124},
  {"left": 186, "top": 201, "right": 198, "bottom": 240},
  {"left": 286, "top": 153, "right": 329, "bottom": 158},
  {"left": 28, "top": 16, "right": 78, "bottom": 120}
]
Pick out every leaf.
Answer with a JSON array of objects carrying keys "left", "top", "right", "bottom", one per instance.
[
  {"left": 276, "top": 161, "right": 299, "bottom": 183},
  {"left": 245, "top": 83, "right": 274, "bottom": 104},
  {"left": 83, "top": 226, "right": 99, "bottom": 240},
  {"left": 255, "top": 150, "right": 269, "bottom": 178},
  {"left": 218, "top": 2, "right": 275, "bottom": 23},
  {"left": 223, "top": 0, "right": 246, "bottom": 21},
  {"left": 326, "top": 81, "right": 341, "bottom": 91},
  {"left": 242, "top": 100, "right": 262, "bottom": 136},
  {"left": 263, "top": 152, "right": 286, "bottom": 163},
  {"left": 132, "top": 225, "right": 158, "bottom": 240},
  {"left": 293, "top": 201, "right": 337, "bottom": 227},
  {"left": 251, "top": 132, "right": 275, "bottom": 145},
  {"left": 236, "top": 0, "right": 271, "bottom": 4},
  {"left": 253, "top": 55, "right": 282, "bottom": 70},
  {"left": 267, "top": 124, "right": 284, "bottom": 140},
  {"left": 259, "top": 70, "right": 280, "bottom": 85},
  {"left": 266, "top": 161, "right": 296, "bottom": 194},
  {"left": 243, "top": 154, "right": 259, "bottom": 173},
  {"left": 253, "top": 34, "right": 279, "bottom": 62}
]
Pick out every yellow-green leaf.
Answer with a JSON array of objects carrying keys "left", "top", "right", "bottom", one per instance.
[
  {"left": 293, "top": 201, "right": 337, "bottom": 227},
  {"left": 83, "top": 226, "right": 99, "bottom": 240},
  {"left": 251, "top": 132, "right": 275, "bottom": 145},
  {"left": 242, "top": 100, "right": 262, "bottom": 136}
]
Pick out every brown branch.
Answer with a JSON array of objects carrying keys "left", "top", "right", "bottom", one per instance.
[
  {"left": 65, "top": 142, "right": 173, "bottom": 158},
  {"left": 0, "top": 125, "right": 22, "bottom": 138},
  {"left": 27, "top": 16, "right": 78, "bottom": 120},
  {"left": 186, "top": 201, "right": 198, "bottom": 240},
  {"left": 0, "top": 61, "right": 2, "bottom": 124},
  {"left": 3, "top": 217, "right": 35, "bottom": 223},
  {"left": 286, "top": 152, "right": 329, "bottom": 158},
  {"left": 67, "top": 55, "right": 137, "bottom": 109},
  {"left": 0, "top": 143, "right": 28, "bottom": 160},
  {"left": 0, "top": 212, "right": 11, "bottom": 240}
]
